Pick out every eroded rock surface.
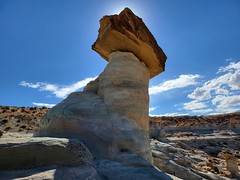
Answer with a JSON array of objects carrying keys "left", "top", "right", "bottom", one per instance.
[
  {"left": 222, "top": 153, "right": 240, "bottom": 178},
  {"left": 0, "top": 135, "right": 93, "bottom": 170},
  {"left": 151, "top": 130, "right": 240, "bottom": 180},
  {"left": 0, "top": 134, "right": 172, "bottom": 180},
  {"left": 38, "top": 52, "right": 152, "bottom": 162},
  {"left": 92, "top": 7, "right": 167, "bottom": 78}
]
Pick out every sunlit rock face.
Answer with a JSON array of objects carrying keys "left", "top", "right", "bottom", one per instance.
[
  {"left": 92, "top": 7, "right": 167, "bottom": 78},
  {"left": 98, "top": 51, "right": 150, "bottom": 131},
  {"left": 38, "top": 52, "right": 152, "bottom": 162}
]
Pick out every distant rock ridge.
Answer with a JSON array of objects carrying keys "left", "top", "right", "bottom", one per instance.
[
  {"left": 0, "top": 105, "right": 239, "bottom": 134},
  {"left": 150, "top": 112, "right": 240, "bottom": 129}
]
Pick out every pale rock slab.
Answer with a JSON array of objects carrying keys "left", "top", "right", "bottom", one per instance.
[
  {"left": 0, "top": 156, "right": 172, "bottom": 180},
  {"left": 0, "top": 165, "right": 101, "bottom": 180},
  {"left": 0, "top": 136, "right": 93, "bottom": 170}
]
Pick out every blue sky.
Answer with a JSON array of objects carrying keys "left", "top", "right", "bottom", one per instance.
[{"left": 1, "top": 0, "right": 240, "bottom": 116}]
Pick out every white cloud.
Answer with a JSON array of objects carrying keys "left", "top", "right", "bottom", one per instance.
[
  {"left": 183, "top": 100, "right": 213, "bottom": 114},
  {"left": 188, "top": 73, "right": 232, "bottom": 101},
  {"left": 188, "top": 62, "right": 240, "bottom": 101},
  {"left": 183, "top": 100, "right": 207, "bottom": 111},
  {"left": 190, "top": 108, "right": 213, "bottom": 114},
  {"left": 228, "top": 69, "right": 240, "bottom": 90},
  {"left": 32, "top": 102, "right": 56, "bottom": 108},
  {"left": 149, "top": 106, "right": 157, "bottom": 112},
  {"left": 187, "top": 87, "right": 211, "bottom": 101},
  {"left": 185, "top": 61, "right": 240, "bottom": 114},
  {"left": 217, "top": 61, "right": 240, "bottom": 73},
  {"left": 149, "top": 74, "right": 201, "bottom": 95},
  {"left": 150, "top": 112, "right": 188, "bottom": 117},
  {"left": 20, "top": 76, "right": 97, "bottom": 98},
  {"left": 215, "top": 88, "right": 229, "bottom": 95},
  {"left": 212, "top": 95, "right": 240, "bottom": 113},
  {"left": 19, "top": 81, "right": 42, "bottom": 88}
]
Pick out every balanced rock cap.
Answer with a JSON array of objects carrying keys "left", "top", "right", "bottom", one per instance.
[{"left": 92, "top": 7, "right": 167, "bottom": 78}]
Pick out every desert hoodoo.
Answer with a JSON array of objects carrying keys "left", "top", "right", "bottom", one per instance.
[{"left": 38, "top": 7, "right": 167, "bottom": 163}]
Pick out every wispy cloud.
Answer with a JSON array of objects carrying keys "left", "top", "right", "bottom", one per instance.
[
  {"left": 217, "top": 61, "right": 240, "bottom": 73},
  {"left": 183, "top": 100, "right": 207, "bottom": 111},
  {"left": 20, "top": 77, "right": 97, "bottom": 98},
  {"left": 188, "top": 62, "right": 240, "bottom": 101},
  {"left": 32, "top": 102, "right": 55, "bottom": 108},
  {"left": 150, "top": 112, "right": 188, "bottom": 117},
  {"left": 183, "top": 100, "right": 213, "bottom": 114},
  {"left": 185, "top": 61, "right": 240, "bottom": 114},
  {"left": 149, "top": 74, "right": 201, "bottom": 95},
  {"left": 215, "top": 88, "right": 229, "bottom": 95},
  {"left": 189, "top": 108, "right": 213, "bottom": 114},
  {"left": 212, "top": 95, "right": 240, "bottom": 113},
  {"left": 149, "top": 106, "right": 157, "bottom": 112}
]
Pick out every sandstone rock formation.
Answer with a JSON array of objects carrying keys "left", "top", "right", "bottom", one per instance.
[
  {"left": 38, "top": 51, "right": 153, "bottom": 162},
  {"left": 0, "top": 8, "right": 172, "bottom": 179},
  {"left": 0, "top": 136, "right": 93, "bottom": 170},
  {"left": 222, "top": 153, "right": 240, "bottom": 178},
  {"left": 0, "top": 133, "right": 171, "bottom": 180},
  {"left": 38, "top": 7, "right": 167, "bottom": 164},
  {"left": 1, "top": 105, "right": 239, "bottom": 179},
  {"left": 92, "top": 7, "right": 167, "bottom": 78},
  {"left": 151, "top": 138, "right": 235, "bottom": 180}
]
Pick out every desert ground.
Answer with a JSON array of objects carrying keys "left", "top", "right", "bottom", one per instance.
[{"left": 0, "top": 106, "right": 239, "bottom": 179}]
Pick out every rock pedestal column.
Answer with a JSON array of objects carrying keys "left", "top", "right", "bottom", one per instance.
[
  {"left": 38, "top": 7, "right": 167, "bottom": 164},
  {"left": 98, "top": 51, "right": 152, "bottom": 162},
  {"left": 98, "top": 51, "right": 150, "bottom": 131}
]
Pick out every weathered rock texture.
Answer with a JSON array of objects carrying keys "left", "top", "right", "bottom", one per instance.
[
  {"left": 223, "top": 153, "right": 240, "bottom": 178},
  {"left": 38, "top": 51, "right": 152, "bottom": 163},
  {"left": 0, "top": 136, "right": 93, "bottom": 170},
  {"left": 92, "top": 7, "right": 167, "bottom": 78},
  {"left": 98, "top": 51, "right": 150, "bottom": 130},
  {"left": 0, "top": 134, "right": 172, "bottom": 180},
  {"left": 1, "top": 106, "right": 239, "bottom": 179}
]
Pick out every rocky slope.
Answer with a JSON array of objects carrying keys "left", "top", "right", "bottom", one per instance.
[
  {"left": 1, "top": 105, "right": 239, "bottom": 134},
  {"left": 0, "top": 106, "right": 48, "bottom": 134},
  {"left": 1, "top": 106, "right": 239, "bottom": 179},
  {"left": 150, "top": 112, "right": 240, "bottom": 129}
]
